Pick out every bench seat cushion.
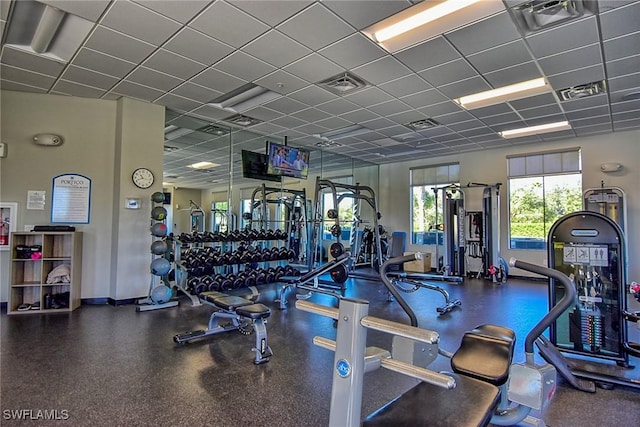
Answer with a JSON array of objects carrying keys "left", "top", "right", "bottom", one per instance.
[
  {"left": 363, "top": 372, "right": 499, "bottom": 427},
  {"left": 235, "top": 303, "right": 271, "bottom": 319},
  {"left": 212, "top": 295, "right": 254, "bottom": 311}
]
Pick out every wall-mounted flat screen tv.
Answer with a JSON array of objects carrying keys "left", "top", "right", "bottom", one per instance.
[
  {"left": 266, "top": 141, "right": 310, "bottom": 180},
  {"left": 241, "top": 149, "right": 281, "bottom": 183}
]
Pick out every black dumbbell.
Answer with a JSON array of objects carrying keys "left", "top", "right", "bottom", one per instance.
[
  {"left": 265, "top": 268, "right": 276, "bottom": 283},
  {"left": 201, "top": 275, "right": 214, "bottom": 289},
  {"left": 245, "top": 271, "right": 257, "bottom": 287},
  {"left": 218, "top": 275, "right": 234, "bottom": 291},
  {"left": 255, "top": 269, "right": 267, "bottom": 286}
]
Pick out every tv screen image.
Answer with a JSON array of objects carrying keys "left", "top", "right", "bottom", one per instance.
[
  {"left": 266, "top": 141, "right": 310, "bottom": 179},
  {"left": 241, "top": 150, "right": 281, "bottom": 182}
]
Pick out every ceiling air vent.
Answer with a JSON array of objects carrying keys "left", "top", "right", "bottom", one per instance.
[
  {"left": 406, "top": 118, "right": 440, "bottom": 130},
  {"left": 511, "top": 0, "right": 597, "bottom": 34},
  {"left": 557, "top": 80, "right": 606, "bottom": 101},
  {"left": 164, "top": 146, "right": 179, "bottom": 152},
  {"left": 224, "top": 114, "right": 263, "bottom": 127},
  {"left": 196, "top": 124, "right": 229, "bottom": 135},
  {"left": 319, "top": 72, "right": 369, "bottom": 95}
]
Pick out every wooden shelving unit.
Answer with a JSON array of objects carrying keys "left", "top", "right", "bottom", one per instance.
[{"left": 8, "top": 231, "right": 82, "bottom": 314}]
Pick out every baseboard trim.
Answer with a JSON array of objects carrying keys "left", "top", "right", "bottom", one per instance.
[{"left": 81, "top": 297, "right": 139, "bottom": 306}]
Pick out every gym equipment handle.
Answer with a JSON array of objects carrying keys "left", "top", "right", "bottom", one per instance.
[
  {"left": 296, "top": 300, "right": 340, "bottom": 320},
  {"left": 361, "top": 316, "right": 439, "bottom": 344},
  {"left": 380, "top": 253, "right": 423, "bottom": 327},
  {"left": 509, "top": 258, "right": 578, "bottom": 361}
]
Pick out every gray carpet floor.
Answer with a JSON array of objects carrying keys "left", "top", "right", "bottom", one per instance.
[{"left": 2, "top": 275, "right": 639, "bottom": 426}]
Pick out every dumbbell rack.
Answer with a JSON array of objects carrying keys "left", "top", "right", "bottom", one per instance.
[{"left": 172, "top": 229, "right": 300, "bottom": 307}]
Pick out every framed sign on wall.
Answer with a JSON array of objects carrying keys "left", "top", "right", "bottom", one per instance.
[{"left": 51, "top": 174, "right": 92, "bottom": 224}]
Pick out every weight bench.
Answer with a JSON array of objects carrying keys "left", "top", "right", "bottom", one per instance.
[
  {"left": 173, "top": 291, "right": 273, "bottom": 364},
  {"left": 364, "top": 324, "right": 516, "bottom": 427}
]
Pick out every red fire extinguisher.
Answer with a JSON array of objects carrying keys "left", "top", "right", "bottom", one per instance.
[{"left": 0, "top": 220, "right": 9, "bottom": 246}]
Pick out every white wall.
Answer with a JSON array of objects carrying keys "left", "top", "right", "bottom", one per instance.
[
  {"left": 0, "top": 91, "right": 164, "bottom": 302},
  {"left": 379, "top": 130, "right": 640, "bottom": 280}
]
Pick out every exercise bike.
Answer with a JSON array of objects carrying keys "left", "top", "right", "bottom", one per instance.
[{"left": 296, "top": 254, "right": 577, "bottom": 426}]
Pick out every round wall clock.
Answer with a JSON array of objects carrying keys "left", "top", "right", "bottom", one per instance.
[{"left": 132, "top": 167, "right": 155, "bottom": 189}]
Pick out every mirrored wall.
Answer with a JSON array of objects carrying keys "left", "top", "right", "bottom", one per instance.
[{"left": 163, "top": 111, "right": 380, "bottom": 239}]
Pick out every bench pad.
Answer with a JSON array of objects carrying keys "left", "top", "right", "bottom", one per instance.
[
  {"left": 363, "top": 372, "right": 499, "bottom": 427},
  {"left": 212, "top": 295, "right": 254, "bottom": 311},
  {"left": 235, "top": 303, "right": 271, "bottom": 319}
]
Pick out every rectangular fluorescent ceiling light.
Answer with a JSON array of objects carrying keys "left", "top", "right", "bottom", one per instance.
[
  {"left": 318, "top": 124, "right": 369, "bottom": 139},
  {"left": 362, "top": 0, "right": 504, "bottom": 52},
  {"left": 4, "top": 1, "right": 94, "bottom": 62},
  {"left": 454, "top": 78, "right": 551, "bottom": 109},
  {"left": 187, "top": 161, "right": 220, "bottom": 170},
  {"left": 209, "top": 83, "right": 279, "bottom": 113},
  {"left": 499, "top": 121, "right": 571, "bottom": 138}
]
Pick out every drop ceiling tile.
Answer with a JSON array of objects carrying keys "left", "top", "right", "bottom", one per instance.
[
  {"left": 322, "top": 0, "right": 409, "bottom": 30},
  {"left": 290, "top": 108, "right": 331, "bottom": 122},
  {"left": 255, "top": 69, "right": 308, "bottom": 95},
  {"left": 379, "top": 74, "right": 432, "bottom": 98},
  {"left": 271, "top": 115, "right": 307, "bottom": 129},
  {"left": 570, "top": 115, "right": 612, "bottom": 128},
  {"left": 560, "top": 94, "right": 609, "bottom": 111},
  {"left": 164, "top": 28, "right": 234, "bottom": 66},
  {"left": 538, "top": 44, "right": 603, "bottom": 76},
  {"left": 359, "top": 116, "right": 397, "bottom": 131},
  {"left": 190, "top": 1, "right": 270, "bottom": 48},
  {"left": 471, "top": 103, "right": 515, "bottom": 118},
  {"left": 313, "top": 116, "right": 353, "bottom": 130},
  {"left": 61, "top": 65, "right": 119, "bottom": 90},
  {"left": 0, "top": 80, "right": 47, "bottom": 93},
  {"left": 418, "top": 59, "right": 478, "bottom": 87},
  {"left": 611, "top": 98, "right": 640, "bottom": 114},
  {"left": 352, "top": 56, "right": 412, "bottom": 85},
  {"left": 264, "top": 97, "right": 308, "bottom": 115},
  {"left": 1, "top": 46, "right": 65, "bottom": 77},
  {"left": 101, "top": 0, "right": 181, "bottom": 45},
  {"left": 144, "top": 49, "right": 208, "bottom": 80},
  {"left": 319, "top": 33, "right": 386, "bottom": 70},
  {"left": 338, "top": 108, "right": 380, "bottom": 123},
  {"left": 190, "top": 104, "right": 238, "bottom": 121},
  {"left": 51, "top": 80, "right": 107, "bottom": 98},
  {"left": 277, "top": 3, "right": 354, "bottom": 50},
  {"left": 401, "top": 89, "right": 447, "bottom": 108},
  {"left": 481, "top": 112, "right": 523, "bottom": 126},
  {"left": 598, "top": 0, "right": 638, "bottom": 11},
  {"left": 447, "top": 120, "right": 487, "bottom": 133},
  {"left": 519, "top": 104, "right": 563, "bottom": 120},
  {"left": 565, "top": 106, "right": 611, "bottom": 121},
  {"left": 608, "top": 72, "right": 640, "bottom": 93},
  {"left": 154, "top": 93, "right": 202, "bottom": 113},
  {"left": 606, "top": 55, "right": 640, "bottom": 79},
  {"left": 289, "top": 123, "right": 329, "bottom": 135},
  {"left": 229, "top": 0, "right": 313, "bottom": 26},
  {"left": 394, "top": 36, "right": 461, "bottom": 73},
  {"left": 127, "top": 67, "right": 183, "bottom": 92},
  {"left": 241, "top": 106, "right": 285, "bottom": 122},
  {"left": 315, "top": 97, "right": 360, "bottom": 115},
  {"left": 458, "top": 127, "right": 494, "bottom": 138},
  {"left": 111, "top": 81, "right": 164, "bottom": 102},
  {"left": 343, "top": 87, "right": 395, "bottom": 107},
  {"left": 190, "top": 68, "right": 246, "bottom": 94},
  {"left": 602, "top": 32, "right": 640, "bottom": 61},
  {"left": 171, "top": 82, "right": 222, "bottom": 103},
  {"left": 524, "top": 114, "right": 568, "bottom": 127},
  {"left": 610, "top": 88, "right": 640, "bottom": 103},
  {"left": 599, "top": 1, "right": 640, "bottom": 40},
  {"left": 446, "top": 11, "right": 520, "bottom": 56},
  {"left": 438, "top": 76, "right": 491, "bottom": 99},
  {"left": 508, "top": 93, "right": 557, "bottom": 110},
  {"left": 367, "top": 99, "right": 411, "bottom": 116},
  {"left": 483, "top": 62, "right": 542, "bottom": 87},
  {"left": 85, "top": 26, "right": 156, "bottom": 64},
  {"left": 214, "top": 51, "right": 276, "bottom": 82},
  {"left": 133, "top": 0, "right": 209, "bottom": 24},
  {"left": 71, "top": 48, "right": 136, "bottom": 78},
  {"left": 613, "top": 117, "right": 640, "bottom": 131},
  {"left": 244, "top": 30, "right": 311, "bottom": 68},
  {"left": 284, "top": 53, "right": 344, "bottom": 84},
  {"left": 0, "top": 65, "right": 55, "bottom": 89},
  {"left": 526, "top": 17, "right": 599, "bottom": 58},
  {"left": 376, "top": 125, "right": 414, "bottom": 138},
  {"left": 574, "top": 123, "right": 613, "bottom": 136},
  {"left": 287, "top": 86, "right": 336, "bottom": 106},
  {"left": 548, "top": 65, "right": 606, "bottom": 92},
  {"left": 417, "top": 101, "right": 462, "bottom": 118},
  {"left": 466, "top": 40, "right": 533, "bottom": 74},
  {"left": 43, "top": 0, "right": 110, "bottom": 21},
  {"left": 386, "top": 110, "right": 427, "bottom": 125},
  {"left": 433, "top": 110, "right": 476, "bottom": 125}
]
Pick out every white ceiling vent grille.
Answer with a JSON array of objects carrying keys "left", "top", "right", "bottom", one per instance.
[
  {"left": 511, "top": 0, "right": 598, "bottom": 34},
  {"left": 557, "top": 80, "right": 606, "bottom": 101},
  {"left": 319, "top": 72, "right": 369, "bottom": 95},
  {"left": 224, "top": 114, "right": 263, "bottom": 127},
  {"left": 196, "top": 124, "right": 230, "bottom": 135},
  {"left": 406, "top": 118, "right": 441, "bottom": 130}
]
